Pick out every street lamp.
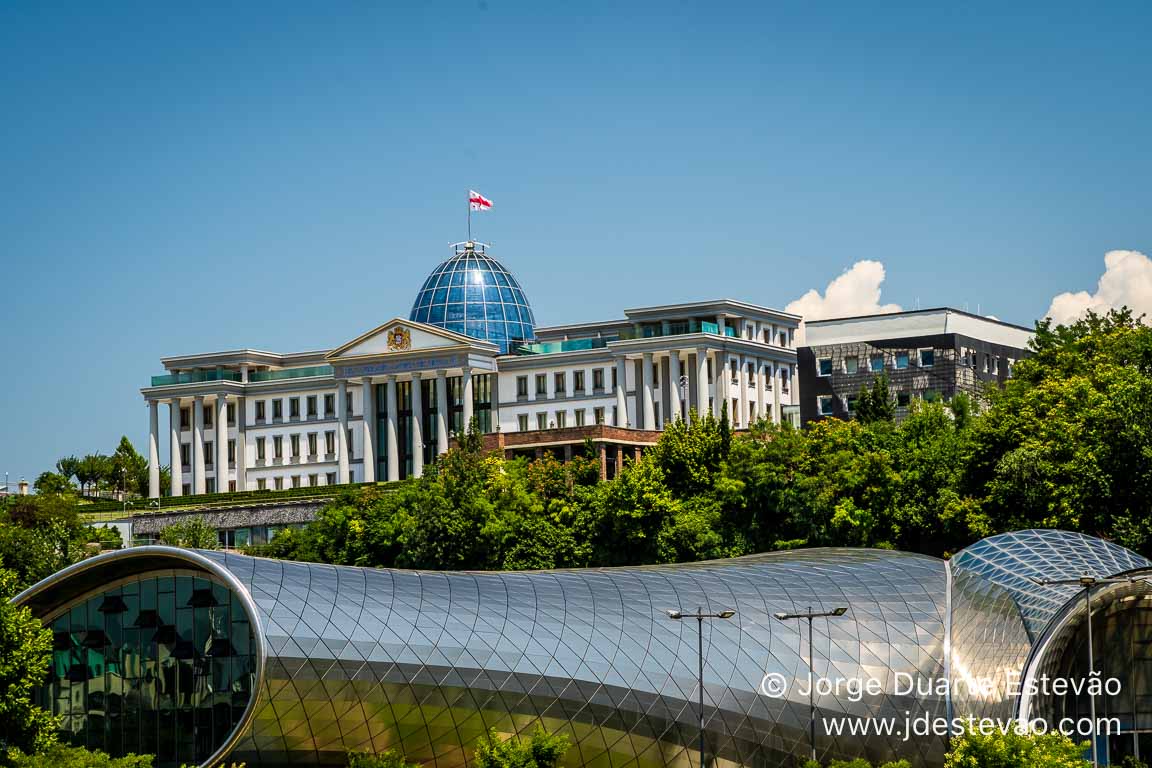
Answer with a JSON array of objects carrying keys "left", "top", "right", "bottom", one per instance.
[
  {"left": 678, "top": 374, "right": 689, "bottom": 422},
  {"left": 774, "top": 606, "right": 849, "bottom": 764},
  {"left": 666, "top": 608, "right": 736, "bottom": 768},
  {"left": 1031, "top": 575, "right": 1135, "bottom": 768}
]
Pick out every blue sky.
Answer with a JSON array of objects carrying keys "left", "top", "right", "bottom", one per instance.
[{"left": 1, "top": 1, "right": 1149, "bottom": 485}]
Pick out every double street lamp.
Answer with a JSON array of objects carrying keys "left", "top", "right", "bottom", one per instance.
[
  {"left": 774, "top": 606, "right": 849, "bottom": 764},
  {"left": 666, "top": 608, "right": 736, "bottom": 768},
  {"left": 1030, "top": 574, "right": 1136, "bottom": 768}
]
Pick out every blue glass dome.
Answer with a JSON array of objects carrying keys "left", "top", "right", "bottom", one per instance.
[{"left": 409, "top": 243, "right": 536, "bottom": 354}]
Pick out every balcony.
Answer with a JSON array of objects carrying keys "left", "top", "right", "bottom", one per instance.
[
  {"left": 249, "top": 365, "right": 333, "bottom": 382},
  {"left": 151, "top": 370, "right": 243, "bottom": 387}
]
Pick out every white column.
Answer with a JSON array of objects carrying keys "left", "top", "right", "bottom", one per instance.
[
  {"left": 192, "top": 396, "right": 206, "bottom": 494},
  {"left": 461, "top": 367, "right": 474, "bottom": 434},
  {"left": 385, "top": 375, "right": 399, "bottom": 481},
  {"left": 715, "top": 352, "right": 729, "bottom": 422},
  {"left": 738, "top": 356, "right": 750, "bottom": 429},
  {"left": 216, "top": 395, "right": 229, "bottom": 493},
  {"left": 667, "top": 351, "right": 682, "bottom": 423},
  {"left": 168, "top": 399, "right": 182, "bottom": 497},
  {"left": 235, "top": 396, "right": 246, "bottom": 491},
  {"left": 641, "top": 353, "right": 655, "bottom": 430},
  {"left": 148, "top": 401, "right": 160, "bottom": 498},
  {"left": 695, "top": 348, "right": 708, "bottom": 419},
  {"left": 361, "top": 378, "right": 376, "bottom": 483},
  {"left": 411, "top": 373, "right": 424, "bottom": 478},
  {"left": 772, "top": 362, "right": 782, "bottom": 425},
  {"left": 751, "top": 360, "right": 763, "bottom": 424},
  {"left": 614, "top": 358, "right": 628, "bottom": 427},
  {"left": 436, "top": 371, "right": 449, "bottom": 456},
  {"left": 337, "top": 380, "right": 349, "bottom": 484}
]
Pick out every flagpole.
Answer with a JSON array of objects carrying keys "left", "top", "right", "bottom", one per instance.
[{"left": 467, "top": 192, "right": 472, "bottom": 242}]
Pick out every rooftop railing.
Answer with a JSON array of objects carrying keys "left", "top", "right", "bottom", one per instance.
[
  {"left": 249, "top": 365, "right": 334, "bottom": 382},
  {"left": 150, "top": 370, "right": 243, "bottom": 387}
]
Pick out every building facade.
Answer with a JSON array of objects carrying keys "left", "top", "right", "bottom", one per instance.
[
  {"left": 796, "top": 308, "right": 1034, "bottom": 424},
  {"left": 15, "top": 530, "right": 1152, "bottom": 768},
  {"left": 140, "top": 242, "right": 800, "bottom": 497}
]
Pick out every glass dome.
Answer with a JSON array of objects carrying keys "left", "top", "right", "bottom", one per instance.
[{"left": 409, "top": 242, "right": 536, "bottom": 354}]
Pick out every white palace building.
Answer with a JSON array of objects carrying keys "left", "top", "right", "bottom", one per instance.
[{"left": 140, "top": 242, "right": 800, "bottom": 496}]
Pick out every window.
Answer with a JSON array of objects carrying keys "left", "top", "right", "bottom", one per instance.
[
  {"left": 204, "top": 441, "right": 213, "bottom": 466},
  {"left": 555, "top": 372, "right": 566, "bottom": 395},
  {"left": 593, "top": 368, "right": 604, "bottom": 391},
  {"left": 844, "top": 356, "right": 859, "bottom": 374},
  {"left": 919, "top": 349, "right": 935, "bottom": 368},
  {"left": 594, "top": 407, "right": 605, "bottom": 424},
  {"left": 555, "top": 411, "right": 567, "bottom": 428},
  {"left": 869, "top": 355, "right": 884, "bottom": 373},
  {"left": 818, "top": 396, "right": 834, "bottom": 416},
  {"left": 289, "top": 397, "right": 300, "bottom": 419},
  {"left": 256, "top": 437, "right": 266, "bottom": 461},
  {"left": 180, "top": 443, "right": 190, "bottom": 469},
  {"left": 846, "top": 396, "right": 858, "bottom": 413},
  {"left": 228, "top": 480, "right": 237, "bottom": 492},
  {"left": 203, "top": 407, "right": 213, "bottom": 428},
  {"left": 257, "top": 478, "right": 267, "bottom": 490},
  {"left": 346, "top": 394, "right": 354, "bottom": 416},
  {"left": 227, "top": 402, "right": 236, "bottom": 425},
  {"left": 536, "top": 412, "right": 548, "bottom": 430},
  {"left": 516, "top": 376, "right": 528, "bottom": 398},
  {"left": 180, "top": 407, "right": 190, "bottom": 430},
  {"left": 535, "top": 374, "right": 547, "bottom": 395},
  {"left": 255, "top": 400, "right": 266, "bottom": 422},
  {"left": 324, "top": 393, "right": 335, "bottom": 417},
  {"left": 308, "top": 433, "right": 318, "bottom": 456},
  {"left": 992, "top": 356, "right": 1000, "bottom": 375},
  {"left": 227, "top": 439, "right": 235, "bottom": 464},
  {"left": 290, "top": 434, "right": 300, "bottom": 459},
  {"left": 517, "top": 414, "right": 529, "bottom": 431},
  {"left": 347, "top": 428, "right": 354, "bottom": 458},
  {"left": 574, "top": 370, "right": 585, "bottom": 393},
  {"left": 817, "top": 358, "right": 834, "bottom": 377},
  {"left": 325, "top": 431, "right": 335, "bottom": 455},
  {"left": 272, "top": 399, "right": 283, "bottom": 420},
  {"left": 897, "top": 392, "right": 911, "bottom": 407},
  {"left": 309, "top": 473, "right": 318, "bottom": 487},
  {"left": 274, "top": 477, "right": 283, "bottom": 490},
  {"left": 611, "top": 366, "right": 618, "bottom": 388},
  {"left": 895, "top": 351, "right": 910, "bottom": 370},
  {"left": 983, "top": 354, "right": 991, "bottom": 373},
  {"left": 273, "top": 436, "right": 283, "bottom": 459},
  {"left": 306, "top": 395, "right": 317, "bottom": 418},
  {"left": 781, "top": 368, "right": 791, "bottom": 393},
  {"left": 924, "top": 390, "right": 940, "bottom": 402},
  {"left": 575, "top": 409, "right": 586, "bottom": 426},
  {"left": 326, "top": 472, "right": 337, "bottom": 486},
  {"left": 206, "top": 478, "right": 216, "bottom": 493},
  {"left": 291, "top": 475, "right": 301, "bottom": 489},
  {"left": 1007, "top": 358, "right": 1015, "bottom": 377}
]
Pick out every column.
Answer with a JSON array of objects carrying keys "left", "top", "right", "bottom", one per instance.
[
  {"left": 192, "top": 396, "right": 206, "bottom": 494},
  {"left": 148, "top": 401, "right": 160, "bottom": 498},
  {"left": 337, "top": 380, "right": 349, "bottom": 484},
  {"left": 714, "top": 352, "right": 729, "bottom": 422},
  {"left": 216, "top": 395, "right": 229, "bottom": 493},
  {"left": 738, "top": 355, "right": 750, "bottom": 429},
  {"left": 667, "top": 351, "right": 682, "bottom": 423},
  {"left": 411, "top": 373, "right": 425, "bottom": 478},
  {"left": 641, "top": 353, "right": 655, "bottom": 430},
  {"left": 168, "top": 399, "right": 182, "bottom": 497},
  {"left": 435, "top": 371, "right": 449, "bottom": 456},
  {"left": 385, "top": 376, "right": 399, "bottom": 481},
  {"left": 361, "top": 378, "right": 376, "bottom": 483},
  {"left": 614, "top": 358, "right": 628, "bottom": 427},
  {"left": 235, "top": 396, "right": 246, "bottom": 491},
  {"left": 598, "top": 443, "right": 607, "bottom": 481},
  {"left": 772, "top": 362, "right": 782, "bottom": 425},
  {"left": 461, "top": 367, "right": 474, "bottom": 434},
  {"left": 615, "top": 444, "right": 624, "bottom": 474},
  {"left": 696, "top": 348, "right": 708, "bottom": 418}
]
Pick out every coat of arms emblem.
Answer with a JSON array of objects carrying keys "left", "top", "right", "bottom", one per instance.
[{"left": 387, "top": 326, "right": 412, "bottom": 351}]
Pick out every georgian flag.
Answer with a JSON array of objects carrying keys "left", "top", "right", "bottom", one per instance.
[{"left": 469, "top": 190, "right": 493, "bottom": 211}]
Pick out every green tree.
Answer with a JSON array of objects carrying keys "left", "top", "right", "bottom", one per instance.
[
  {"left": 6, "top": 744, "right": 153, "bottom": 767},
  {"left": 347, "top": 749, "right": 420, "bottom": 768},
  {"left": 474, "top": 727, "right": 569, "bottom": 768},
  {"left": 54, "top": 457, "right": 80, "bottom": 489},
  {"left": 158, "top": 517, "right": 218, "bottom": 549},
  {"left": 110, "top": 437, "right": 148, "bottom": 497},
  {"left": 855, "top": 374, "right": 896, "bottom": 424},
  {"left": 0, "top": 569, "right": 57, "bottom": 757},
  {"left": 944, "top": 727, "right": 1089, "bottom": 767},
  {"left": 31, "top": 473, "right": 73, "bottom": 497},
  {"left": 76, "top": 454, "right": 112, "bottom": 497}
]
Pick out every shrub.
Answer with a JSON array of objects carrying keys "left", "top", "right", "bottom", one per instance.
[
  {"left": 944, "top": 727, "right": 1090, "bottom": 767},
  {"left": 7, "top": 744, "right": 152, "bottom": 767},
  {"left": 474, "top": 727, "right": 570, "bottom": 768},
  {"left": 347, "top": 751, "right": 419, "bottom": 768}
]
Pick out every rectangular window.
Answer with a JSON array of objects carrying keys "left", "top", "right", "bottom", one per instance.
[
  {"left": 346, "top": 393, "right": 354, "bottom": 416},
  {"left": 818, "top": 396, "right": 834, "bottom": 416},
  {"left": 537, "top": 412, "right": 548, "bottom": 430},
  {"left": 535, "top": 374, "right": 547, "bottom": 395},
  {"left": 307, "top": 395, "right": 318, "bottom": 417},
  {"left": 290, "top": 434, "right": 300, "bottom": 458},
  {"left": 203, "top": 407, "right": 213, "bottom": 428},
  {"left": 555, "top": 411, "right": 567, "bottom": 428},
  {"left": 326, "top": 472, "right": 337, "bottom": 486},
  {"left": 844, "top": 356, "right": 859, "bottom": 375},
  {"left": 817, "top": 358, "right": 834, "bottom": 377},
  {"left": 919, "top": 349, "right": 935, "bottom": 368},
  {"left": 575, "top": 409, "right": 586, "bottom": 426},
  {"left": 593, "top": 368, "right": 604, "bottom": 391},
  {"left": 895, "top": 351, "right": 910, "bottom": 370},
  {"left": 846, "top": 396, "right": 858, "bottom": 413},
  {"left": 257, "top": 478, "right": 267, "bottom": 490},
  {"left": 781, "top": 368, "right": 791, "bottom": 393},
  {"left": 255, "top": 400, "right": 266, "bottom": 422},
  {"left": 206, "top": 478, "right": 215, "bottom": 493},
  {"left": 324, "top": 393, "right": 335, "bottom": 418},
  {"left": 228, "top": 439, "right": 235, "bottom": 463},
  {"left": 273, "top": 436, "right": 283, "bottom": 459},
  {"left": 347, "top": 428, "right": 355, "bottom": 459},
  {"left": 611, "top": 366, "right": 618, "bottom": 389},
  {"left": 274, "top": 477, "right": 283, "bottom": 491},
  {"left": 291, "top": 475, "right": 301, "bottom": 489},
  {"left": 272, "top": 399, "right": 283, "bottom": 420},
  {"left": 516, "top": 376, "right": 528, "bottom": 398},
  {"left": 180, "top": 407, "right": 190, "bottom": 430},
  {"left": 325, "top": 431, "right": 335, "bottom": 455},
  {"left": 228, "top": 480, "right": 236, "bottom": 493},
  {"left": 308, "top": 433, "right": 318, "bottom": 456},
  {"left": 984, "top": 354, "right": 991, "bottom": 373},
  {"left": 289, "top": 397, "right": 300, "bottom": 419},
  {"left": 897, "top": 392, "right": 911, "bottom": 407},
  {"left": 256, "top": 437, "right": 266, "bottom": 460},
  {"left": 309, "top": 473, "right": 318, "bottom": 487},
  {"left": 227, "top": 402, "right": 236, "bottom": 425},
  {"left": 517, "top": 414, "right": 529, "bottom": 431},
  {"left": 869, "top": 355, "right": 884, "bottom": 373},
  {"left": 204, "top": 440, "right": 213, "bottom": 466},
  {"left": 924, "top": 390, "right": 940, "bottom": 402},
  {"left": 992, "top": 356, "right": 1000, "bottom": 375},
  {"left": 180, "top": 443, "right": 190, "bottom": 469},
  {"left": 555, "top": 372, "right": 566, "bottom": 394},
  {"left": 574, "top": 370, "right": 585, "bottom": 393},
  {"left": 594, "top": 406, "right": 605, "bottom": 424}
]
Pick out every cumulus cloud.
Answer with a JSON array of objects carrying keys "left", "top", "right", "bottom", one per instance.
[
  {"left": 1046, "top": 250, "right": 1152, "bottom": 325},
  {"left": 785, "top": 260, "right": 903, "bottom": 322}
]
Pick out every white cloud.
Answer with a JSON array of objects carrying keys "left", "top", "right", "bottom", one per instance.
[
  {"left": 1046, "top": 250, "right": 1152, "bottom": 325},
  {"left": 785, "top": 260, "right": 903, "bottom": 322}
]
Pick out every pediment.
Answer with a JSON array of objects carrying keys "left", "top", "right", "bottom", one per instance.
[{"left": 327, "top": 318, "right": 495, "bottom": 361}]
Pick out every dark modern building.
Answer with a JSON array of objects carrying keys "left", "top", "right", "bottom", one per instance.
[
  {"left": 797, "top": 308, "right": 1034, "bottom": 424},
  {"left": 14, "top": 530, "right": 1152, "bottom": 768}
]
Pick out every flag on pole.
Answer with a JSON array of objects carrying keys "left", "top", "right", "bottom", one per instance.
[{"left": 469, "top": 190, "right": 493, "bottom": 212}]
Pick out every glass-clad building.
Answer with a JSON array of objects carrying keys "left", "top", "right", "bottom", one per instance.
[{"left": 15, "top": 530, "right": 1152, "bottom": 768}]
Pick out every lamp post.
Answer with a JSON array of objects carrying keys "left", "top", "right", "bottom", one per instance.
[
  {"left": 1031, "top": 575, "right": 1134, "bottom": 768},
  {"left": 665, "top": 608, "right": 736, "bottom": 768},
  {"left": 678, "top": 374, "right": 689, "bottom": 422},
  {"left": 774, "top": 606, "right": 849, "bottom": 764}
]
